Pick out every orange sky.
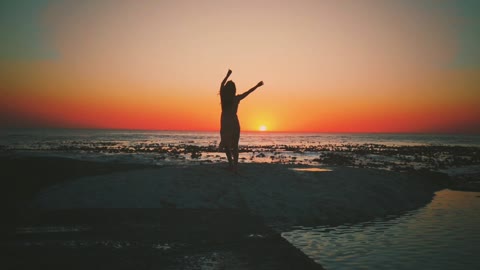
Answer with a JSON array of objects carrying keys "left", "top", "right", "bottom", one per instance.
[{"left": 1, "top": 0, "right": 479, "bottom": 133}]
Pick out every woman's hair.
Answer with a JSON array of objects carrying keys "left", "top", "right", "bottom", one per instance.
[{"left": 221, "top": 80, "right": 236, "bottom": 110}]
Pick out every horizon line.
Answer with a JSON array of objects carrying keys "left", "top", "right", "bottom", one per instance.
[{"left": 1, "top": 126, "right": 479, "bottom": 135}]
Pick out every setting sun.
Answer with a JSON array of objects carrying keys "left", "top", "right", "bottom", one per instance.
[{"left": 259, "top": 125, "right": 267, "bottom": 132}]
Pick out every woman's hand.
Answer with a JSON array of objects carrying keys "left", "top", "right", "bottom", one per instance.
[
  {"left": 221, "top": 69, "right": 233, "bottom": 89},
  {"left": 256, "top": 81, "right": 264, "bottom": 88}
]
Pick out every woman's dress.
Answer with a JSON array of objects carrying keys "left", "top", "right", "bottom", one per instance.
[{"left": 220, "top": 97, "right": 240, "bottom": 149}]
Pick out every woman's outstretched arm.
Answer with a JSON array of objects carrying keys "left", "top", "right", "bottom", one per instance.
[
  {"left": 220, "top": 69, "right": 232, "bottom": 90},
  {"left": 237, "top": 81, "right": 263, "bottom": 100}
]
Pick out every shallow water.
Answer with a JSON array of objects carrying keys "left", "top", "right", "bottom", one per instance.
[
  {"left": 289, "top": 167, "right": 333, "bottom": 172},
  {"left": 1, "top": 129, "right": 479, "bottom": 171},
  {"left": 282, "top": 189, "right": 480, "bottom": 270}
]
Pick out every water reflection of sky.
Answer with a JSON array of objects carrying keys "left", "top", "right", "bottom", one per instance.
[
  {"left": 282, "top": 190, "right": 480, "bottom": 270},
  {"left": 289, "top": 168, "right": 333, "bottom": 172}
]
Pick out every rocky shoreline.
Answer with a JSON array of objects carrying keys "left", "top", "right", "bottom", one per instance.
[{"left": 3, "top": 142, "right": 479, "bottom": 191}]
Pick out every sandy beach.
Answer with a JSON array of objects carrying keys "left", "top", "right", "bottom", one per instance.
[
  {"left": 31, "top": 162, "right": 448, "bottom": 227},
  {"left": 1, "top": 155, "right": 451, "bottom": 269}
]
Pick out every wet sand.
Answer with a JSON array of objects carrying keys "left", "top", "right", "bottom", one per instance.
[
  {"left": 0, "top": 156, "right": 149, "bottom": 228},
  {"left": 30, "top": 162, "right": 449, "bottom": 227}
]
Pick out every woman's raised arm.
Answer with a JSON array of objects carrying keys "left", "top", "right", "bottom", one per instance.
[
  {"left": 220, "top": 69, "right": 232, "bottom": 90},
  {"left": 237, "top": 81, "right": 263, "bottom": 100}
]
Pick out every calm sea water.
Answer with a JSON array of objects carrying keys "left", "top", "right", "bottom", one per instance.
[
  {"left": 1, "top": 129, "right": 479, "bottom": 148},
  {"left": 282, "top": 189, "right": 480, "bottom": 270}
]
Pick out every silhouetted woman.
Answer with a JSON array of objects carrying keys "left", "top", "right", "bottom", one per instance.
[{"left": 219, "top": 69, "right": 263, "bottom": 171}]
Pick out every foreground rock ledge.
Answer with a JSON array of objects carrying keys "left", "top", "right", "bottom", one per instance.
[
  {"left": 32, "top": 163, "right": 448, "bottom": 227},
  {"left": 4, "top": 209, "right": 324, "bottom": 270}
]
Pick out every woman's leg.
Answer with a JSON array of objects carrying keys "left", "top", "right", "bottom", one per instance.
[
  {"left": 224, "top": 147, "right": 233, "bottom": 167},
  {"left": 233, "top": 124, "right": 240, "bottom": 170},
  {"left": 233, "top": 146, "right": 239, "bottom": 166},
  {"left": 220, "top": 124, "right": 234, "bottom": 168}
]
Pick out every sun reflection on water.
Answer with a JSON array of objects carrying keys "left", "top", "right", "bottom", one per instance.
[{"left": 289, "top": 168, "right": 333, "bottom": 172}]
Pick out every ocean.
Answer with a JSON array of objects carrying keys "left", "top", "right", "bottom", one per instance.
[{"left": 2, "top": 129, "right": 479, "bottom": 148}]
